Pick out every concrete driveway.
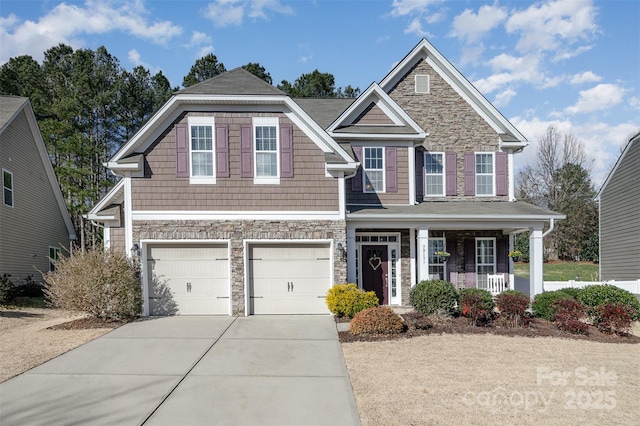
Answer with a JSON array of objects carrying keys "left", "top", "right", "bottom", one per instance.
[{"left": 0, "top": 316, "right": 360, "bottom": 426}]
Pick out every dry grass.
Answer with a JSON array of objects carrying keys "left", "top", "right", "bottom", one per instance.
[
  {"left": 0, "top": 307, "right": 113, "bottom": 383},
  {"left": 342, "top": 323, "right": 640, "bottom": 426}
]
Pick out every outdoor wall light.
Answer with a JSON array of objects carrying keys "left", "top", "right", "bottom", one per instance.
[
  {"left": 336, "top": 242, "right": 346, "bottom": 261},
  {"left": 131, "top": 243, "right": 141, "bottom": 258}
]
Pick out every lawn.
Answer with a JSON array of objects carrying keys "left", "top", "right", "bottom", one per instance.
[{"left": 514, "top": 261, "right": 599, "bottom": 281}]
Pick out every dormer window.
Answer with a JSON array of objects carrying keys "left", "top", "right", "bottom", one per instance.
[{"left": 415, "top": 75, "right": 430, "bottom": 94}]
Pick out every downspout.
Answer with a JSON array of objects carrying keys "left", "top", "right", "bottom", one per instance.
[{"left": 542, "top": 218, "right": 555, "bottom": 238}]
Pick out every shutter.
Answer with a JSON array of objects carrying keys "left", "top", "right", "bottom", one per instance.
[
  {"left": 415, "top": 149, "right": 424, "bottom": 200},
  {"left": 216, "top": 124, "right": 229, "bottom": 178},
  {"left": 446, "top": 238, "right": 458, "bottom": 286},
  {"left": 496, "top": 238, "right": 509, "bottom": 274},
  {"left": 464, "top": 239, "right": 476, "bottom": 288},
  {"left": 386, "top": 147, "right": 397, "bottom": 192},
  {"left": 463, "top": 152, "right": 475, "bottom": 196},
  {"left": 240, "top": 125, "right": 253, "bottom": 178},
  {"left": 495, "top": 151, "right": 508, "bottom": 196},
  {"left": 280, "top": 124, "right": 294, "bottom": 178},
  {"left": 445, "top": 151, "right": 457, "bottom": 196},
  {"left": 351, "top": 146, "right": 363, "bottom": 192},
  {"left": 175, "top": 123, "right": 189, "bottom": 178}
]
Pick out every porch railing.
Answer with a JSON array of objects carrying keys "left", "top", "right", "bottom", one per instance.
[{"left": 487, "top": 274, "right": 508, "bottom": 296}]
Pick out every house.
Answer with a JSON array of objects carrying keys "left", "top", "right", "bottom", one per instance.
[
  {"left": 0, "top": 96, "right": 77, "bottom": 283},
  {"left": 87, "top": 39, "right": 563, "bottom": 316},
  {"left": 595, "top": 131, "right": 640, "bottom": 281}
]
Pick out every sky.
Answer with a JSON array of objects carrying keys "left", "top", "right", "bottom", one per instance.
[{"left": 1, "top": 0, "right": 639, "bottom": 187}]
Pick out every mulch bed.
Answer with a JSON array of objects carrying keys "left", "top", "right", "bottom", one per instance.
[
  {"left": 338, "top": 314, "right": 640, "bottom": 344},
  {"left": 47, "top": 317, "right": 134, "bottom": 330}
]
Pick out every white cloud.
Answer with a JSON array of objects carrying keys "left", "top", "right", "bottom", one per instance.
[
  {"left": 188, "top": 31, "right": 212, "bottom": 47},
  {"left": 404, "top": 17, "right": 429, "bottom": 37},
  {"left": 565, "top": 84, "right": 625, "bottom": 115},
  {"left": 204, "top": 0, "right": 292, "bottom": 27},
  {"left": 0, "top": 0, "right": 182, "bottom": 63},
  {"left": 390, "top": 0, "right": 442, "bottom": 17},
  {"left": 450, "top": 5, "right": 507, "bottom": 44},
  {"left": 569, "top": 71, "right": 601, "bottom": 85},
  {"left": 127, "top": 48, "right": 161, "bottom": 74},
  {"left": 196, "top": 45, "right": 215, "bottom": 59},
  {"left": 493, "top": 88, "right": 517, "bottom": 108},
  {"left": 299, "top": 55, "right": 313, "bottom": 63},
  {"left": 473, "top": 53, "right": 542, "bottom": 94},
  {"left": 389, "top": 0, "right": 444, "bottom": 37}
]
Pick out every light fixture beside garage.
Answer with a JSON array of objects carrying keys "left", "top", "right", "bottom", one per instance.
[
  {"left": 131, "top": 243, "right": 141, "bottom": 259},
  {"left": 336, "top": 242, "right": 346, "bottom": 261}
]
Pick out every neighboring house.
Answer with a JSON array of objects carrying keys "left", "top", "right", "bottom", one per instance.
[
  {"left": 88, "top": 39, "right": 562, "bottom": 316},
  {"left": 595, "top": 131, "right": 640, "bottom": 281},
  {"left": 0, "top": 96, "right": 77, "bottom": 283}
]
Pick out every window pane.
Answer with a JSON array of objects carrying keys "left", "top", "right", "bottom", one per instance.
[
  {"left": 476, "top": 175, "right": 493, "bottom": 196},
  {"left": 256, "top": 152, "right": 277, "bottom": 177},
  {"left": 475, "top": 153, "right": 492, "bottom": 173},
  {"left": 191, "top": 126, "right": 212, "bottom": 151},
  {"left": 256, "top": 126, "right": 277, "bottom": 151},
  {"left": 191, "top": 152, "right": 213, "bottom": 176},
  {"left": 425, "top": 175, "right": 443, "bottom": 196},
  {"left": 425, "top": 153, "right": 443, "bottom": 173},
  {"left": 3, "top": 171, "right": 12, "bottom": 188},
  {"left": 365, "top": 170, "right": 383, "bottom": 192}
]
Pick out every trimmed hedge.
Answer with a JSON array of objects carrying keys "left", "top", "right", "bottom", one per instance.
[
  {"left": 578, "top": 284, "right": 640, "bottom": 321},
  {"left": 532, "top": 290, "right": 576, "bottom": 321},
  {"left": 459, "top": 288, "right": 494, "bottom": 326},
  {"left": 350, "top": 306, "right": 404, "bottom": 335},
  {"left": 326, "top": 283, "right": 379, "bottom": 319},
  {"left": 409, "top": 280, "right": 458, "bottom": 316}
]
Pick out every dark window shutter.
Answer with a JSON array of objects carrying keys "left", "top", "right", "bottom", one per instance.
[
  {"left": 463, "top": 152, "right": 475, "bottom": 196},
  {"left": 464, "top": 239, "right": 476, "bottom": 288},
  {"left": 175, "top": 123, "right": 189, "bottom": 178},
  {"left": 445, "top": 151, "right": 457, "bottom": 196},
  {"left": 415, "top": 149, "right": 424, "bottom": 200},
  {"left": 240, "top": 125, "right": 253, "bottom": 178},
  {"left": 495, "top": 151, "right": 508, "bottom": 196},
  {"left": 386, "top": 147, "right": 397, "bottom": 192},
  {"left": 280, "top": 124, "right": 294, "bottom": 178},
  {"left": 351, "top": 146, "right": 363, "bottom": 192},
  {"left": 496, "top": 238, "right": 509, "bottom": 274},
  {"left": 216, "top": 124, "right": 229, "bottom": 178}
]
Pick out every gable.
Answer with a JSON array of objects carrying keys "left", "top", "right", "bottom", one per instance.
[
  {"left": 352, "top": 103, "right": 395, "bottom": 125},
  {"left": 596, "top": 132, "right": 640, "bottom": 200}
]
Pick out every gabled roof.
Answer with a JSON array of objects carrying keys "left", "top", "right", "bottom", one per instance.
[
  {"left": 380, "top": 38, "right": 527, "bottom": 148},
  {"left": 86, "top": 178, "right": 124, "bottom": 223},
  {"left": 0, "top": 96, "right": 77, "bottom": 240},
  {"left": 178, "top": 68, "right": 285, "bottom": 96},
  {"left": 293, "top": 98, "right": 355, "bottom": 129},
  {"left": 595, "top": 131, "right": 640, "bottom": 201}
]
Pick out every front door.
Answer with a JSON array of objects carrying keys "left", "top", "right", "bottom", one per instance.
[{"left": 362, "top": 245, "right": 389, "bottom": 305}]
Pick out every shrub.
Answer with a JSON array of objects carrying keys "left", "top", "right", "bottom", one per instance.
[
  {"left": 532, "top": 290, "right": 575, "bottom": 321},
  {"left": 402, "top": 311, "right": 433, "bottom": 330},
  {"left": 593, "top": 303, "right": 637, "bottom": 335},
  {"left": 495, "top": 290, "right": 530, "bottom": 327},
  {"left": 326, "top": 283, "right": 379, "bottom": 319},
  {"left": 459, "top": 288, "right": 494, "bottom": 326},
  {"left": 350, "top": 306, "right": 404, "bottom": 335},
  {"left": 409, "top": 280, "right": 458, "bottom": 316},
  {"left": 552, "top": 298, "right": 588, "bottom": 334},
  {"left": 14, "top": 275, "right": 45, "bottom": 298},
  {"left": 43, "top": 248, "right": 142, "bottom": 319},
  {"left": 578, "top": 284, "right": 640, "bottom": 321},
  {"left": 0, "top": 274, "right": 16, "bottom": 305},
  {"left": 557, "top": 287, "right": 583, "bottom": 300}
]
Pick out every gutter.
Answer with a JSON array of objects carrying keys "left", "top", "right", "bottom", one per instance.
[{"left": 542, "top": 218, "right": 555, "bottom": 238}]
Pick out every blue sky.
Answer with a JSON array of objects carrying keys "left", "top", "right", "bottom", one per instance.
[{"left": 1, "top": 0, "right": 638, "bottom": 187}]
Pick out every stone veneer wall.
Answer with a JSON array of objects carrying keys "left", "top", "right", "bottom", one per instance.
[{"left": 133, "top": 219, "right": 347, "bottom": 315}]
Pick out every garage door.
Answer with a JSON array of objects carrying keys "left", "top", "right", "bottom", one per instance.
[
  {"left": 249, "top": 243, "right": 331, "bottom": 314},
  {"left": 147, "top": 244, "right": 229, "bottom": 315}
]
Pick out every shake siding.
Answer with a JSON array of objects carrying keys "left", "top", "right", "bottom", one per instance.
[
  {"left": 132, "top": 112, "right": 339, "bottom": 211},
  {"left": 109, "top": 225, "right": 126, "bottom": 254},
  {"left": 346, "top": 146, "right": 409, "bottom": 205},
  {"left": 353, "top": 103, "right": 395, "bottom": 125},
  {"left": 600, "top": 140, "right": 640, "bottom": 280},
  {"left": 388, "top": 59, "right": 509, "bottom": 201},
  {"left": 0, "top": 110, "right": 70, "bottom": 282}
]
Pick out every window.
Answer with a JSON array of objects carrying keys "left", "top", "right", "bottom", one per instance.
[
  {"left": 476, "top": 238, "right": 495, "bottom": 289},
  {"left": 475, "top": 152, "right": 494, "bottom": 196},
  {"left": 3, "top": 169, "right": 13, "bottom": 207},
  {"left": 363, "top": 147, "right": 384, "bottom": 192},
  {"left": 428, "top": 238, "right": 446, "bottom": 280},
  {"left": 49, "top": 247, "right": 61, "bottom": 272},
  {"left": 415, "top": 75, "right": 430, "bottom": 94},
  {"left": 424, "top": 152, "right": 445, "bottom": 196},
  {"left": 254, "top": 117, "right": 279, "bottom": 183},
  {"left": 188, "top": 117, "right": 215, "bottom": 183}
]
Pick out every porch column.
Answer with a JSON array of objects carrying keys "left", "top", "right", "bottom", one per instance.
[
  {"left": 508, "top": 232, "right": 514, "bottom": 290},
  {"left": 410, "top": 228, "right": 416, "bottom": 287},
  {"left": 346, "top": 225, "right": 357, "bottom": 284},
  {"left": 529, "top": 225, "right": 544, "bottom": 297},
  {"left": 417, "top": 227, "right": 429, "bottom": 282}
]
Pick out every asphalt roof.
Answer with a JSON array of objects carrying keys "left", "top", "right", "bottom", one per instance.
[
  {"left": 293, "top": 98, "right": 354, "bottom": 129},
  {"left": 178, "top": 68, "right": 286, "bottom": 96}
]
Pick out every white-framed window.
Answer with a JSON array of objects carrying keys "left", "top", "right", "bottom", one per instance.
[
  {"left": 415, "top": 75, "right": 430, "bottom": 94},
  {"left": 49, "top": 246, "right": 61, "bottom": 272},
  {"left": 476, "top": 238, "right": 496, "bottom": 289},
  {"left": 424, "top": 152, "right": 445, "bottom": 196},
  {"left": 428, "top": 238, "right": 446, "bottom": 280},
  {"left": 363, "top": 147, "right": 384, "bottom": 193},
  {"left": 188, "top": 116, "right": 216, "bottom": 184},
  {"left": 253, "top": 117, "right": 279, "bottom": 184},
  {"left": 3, "top": 169, "right": 13, "bottom": 207},
  {"left": 475, "top": 152, "right": 494, "bottom": 196}
]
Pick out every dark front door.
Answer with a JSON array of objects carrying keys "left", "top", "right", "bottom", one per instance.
[{"left": 362, "top": 245, "right": 388, "bottom": 305}]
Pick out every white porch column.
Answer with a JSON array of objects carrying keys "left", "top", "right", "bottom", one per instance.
[
  {"left": 410, "top": 228, "right": 416, "bottom": 287},
  {"left": 417, "top": 227, "right": 429, "bottom": 282},
  {"left": 123, "top": 175, "right": 133, "bottom": 258},
  {"left": 508, "top": 232, "right": 514, "bottom": 290},
  {"left": 529, "top": 225, "right": 544, "bottom": 297},
  {"left": 346, "top": 225, "right": 357, "bottom": 284}
]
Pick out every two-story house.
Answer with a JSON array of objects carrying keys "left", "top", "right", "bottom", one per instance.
[{"left": 88, "top": 39, "right": 562, "bottom": 316}]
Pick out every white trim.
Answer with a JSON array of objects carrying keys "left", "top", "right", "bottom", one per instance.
[
  {"left": 355, "top": 232, "right": 402, "bottom": 306},
  {"left": 124, "top": 176, "right": 133, "bottom": 258},
  {"left": 408, "top": 146, "right": 416, "bottom": 204},
  {"left": 87, "top": 179, "right": 125, "bottom": 218},
  {"left": 338, "top": 174, "right": 346, "bottom": 218},
  {"left": 410, "top": 228, "right": 416, "bottom": 287},
  {"left": 362, "top": 146, "right": 385, "bottom": 193},
  {"left": 475, "top": 237, "right": 497, "bottom": 289},
  {"left": 253, "top": 117, "right": 280, "bottom": 183},
  {"left": 188, "top": 116, "right": 217, "bottom": 184},
  {"left": 508, "top": 149, "right": 515, "bottom": 201},
  {"left": 475, "top": 152, "right": 495, "bottom": 197},
  {"left": 2, "top": 168, "right": 14, "bottom": 207},
  {"left": 131, "top": 210, "right": 343, "bottom": 221},
  {"left": 103, "top": 226, "right": 111, "bottom": 251},
  {"left": 423, "top": 151, "right": 446, "bottom": 197},
  {"left": 415, "top": 75, "right": 430, "bottom": 94},
  {"left": 417, "top": 227, "right": 429, "bottom": 282}
]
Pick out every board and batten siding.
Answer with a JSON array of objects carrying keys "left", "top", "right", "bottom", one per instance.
[
  {"left": 132, "top": 112, "right": 339, "bottom": 211},
  {"left": 0, "top": 109, "right": 70, "bottom": 282},
  {"left": 600, "top": 138, "right": 640, "bottom": 281}
]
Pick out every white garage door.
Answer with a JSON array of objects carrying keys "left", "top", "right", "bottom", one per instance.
[
  {"left": 147, "top": 244, "right": 229, "bottom": 315},
  {"left": 249, "top": 243, "right": 331, "bottom": 315}
]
